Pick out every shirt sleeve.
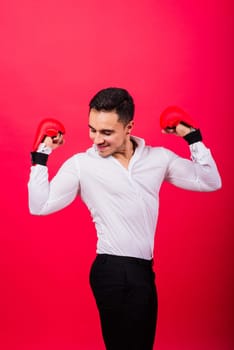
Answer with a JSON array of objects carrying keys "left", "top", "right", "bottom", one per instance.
[
  {"left": 28, "top": 156, "right": 80, "bottom": 215},
  {"left": 164, "top": 141, "right": 222, "bottom": 191}
]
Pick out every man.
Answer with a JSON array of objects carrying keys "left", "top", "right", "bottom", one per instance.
[{"left": 28, "top": 87, "right": 221, "bottom": 350}]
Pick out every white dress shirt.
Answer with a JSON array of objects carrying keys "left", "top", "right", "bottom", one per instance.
[{"left": 28, "top": 136, "right": 221, "bottom": 260}]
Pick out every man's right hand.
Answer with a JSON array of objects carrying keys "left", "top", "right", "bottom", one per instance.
[
  {"left": 32, "top": 118, "right": 65, "bottom": 152},
  {"left": 42, "top": 133, "right": 64, "bottom": 150},
  {"left": 31, "top": 118, "right": 65, "bottom": 165}
]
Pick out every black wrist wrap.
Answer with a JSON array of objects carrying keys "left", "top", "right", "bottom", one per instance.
[
  {"left": 31, "top": 152, "right": 49, "bottom": 166},
  {"left": 183, "top": 129, "right": 202, "bottom": 145}
]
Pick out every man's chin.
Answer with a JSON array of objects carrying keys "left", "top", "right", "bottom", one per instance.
[
  {"left": 97, "top": 147, "right": 112, "bottom": 158},
  {"left": 98, "top": 151, "right": 111, "bottom": 158}
]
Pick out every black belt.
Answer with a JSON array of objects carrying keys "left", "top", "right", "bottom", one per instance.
[{"left": 97, "top": 253, "right": 153, "bottom": 267}]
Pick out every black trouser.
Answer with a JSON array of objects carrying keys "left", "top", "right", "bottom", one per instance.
[{"left": 89, "top": 254, "right": 158, "bottom": 350}]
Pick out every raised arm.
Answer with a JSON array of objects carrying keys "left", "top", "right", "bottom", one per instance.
[
  {"left": 28, "top": 119, "right": 80, "bottom": 215},
  {"left": 160, "top": 106, "right": 222, "bottom": 191}
]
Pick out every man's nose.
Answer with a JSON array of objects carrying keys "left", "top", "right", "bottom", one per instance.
[{"left": 94, "top": 133, "right": 104, "bottom": 144}]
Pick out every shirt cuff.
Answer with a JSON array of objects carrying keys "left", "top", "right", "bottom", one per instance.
[{"left": 183, "top": 129, "right": 202, "bottom": 145}]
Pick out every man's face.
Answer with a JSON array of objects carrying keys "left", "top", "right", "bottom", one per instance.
[{"left": 88, "top": 109, "right": 133, "bottom": 157}]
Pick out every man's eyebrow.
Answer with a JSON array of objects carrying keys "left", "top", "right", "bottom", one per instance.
[{"left": 88, "top": 125, "right": 114, "bottom": 132}]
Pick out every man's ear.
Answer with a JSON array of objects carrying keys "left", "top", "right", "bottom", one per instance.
[{"left": 126, "top": 121, "right": 134, "bottom": 134}]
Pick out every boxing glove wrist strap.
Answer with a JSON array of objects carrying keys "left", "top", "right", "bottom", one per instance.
[
  {"left": 31, "top": 152, "right": 49, "bottom": 166},
  {"left": 183, "top": 129, "right": 202, "bottom": 145}
]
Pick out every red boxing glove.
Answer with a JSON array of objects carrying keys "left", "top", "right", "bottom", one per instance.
[
  {"left": 32, "top": 118, "right": 65, "bottom": 151},
  {"left": 159, "top": 106, "right": 196, "bottom": 130}
]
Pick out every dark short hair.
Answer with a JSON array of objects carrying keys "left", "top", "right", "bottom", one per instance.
[{"left": 89, "top": 87, "right": 135, "bottom": 125}]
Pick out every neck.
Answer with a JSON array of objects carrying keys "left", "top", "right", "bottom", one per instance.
[{"left": 113, "top": 137, "right": 136, "bottom": 162}]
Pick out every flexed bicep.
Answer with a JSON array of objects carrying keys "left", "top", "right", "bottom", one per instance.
[
  {"left": 165, "top": 144, "right": 221, "bottom": 192},
  {"left": 28, "top": 156, "right": 80, "bottom": 215}
]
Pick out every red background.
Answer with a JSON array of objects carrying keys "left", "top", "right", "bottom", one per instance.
[{"left": 0, "top": 0, "right": 233, "bottom": 349}]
